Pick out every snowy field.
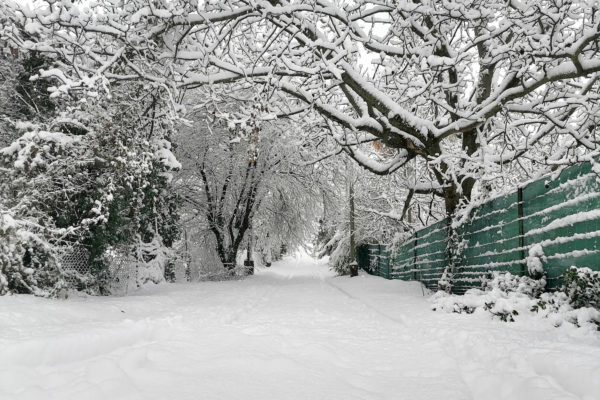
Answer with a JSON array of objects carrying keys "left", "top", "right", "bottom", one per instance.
[{"left": 1, "top": 254, "right": 599, "bottom": 400}]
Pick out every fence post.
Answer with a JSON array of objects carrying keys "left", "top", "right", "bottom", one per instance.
[
  {"left": 412, "top": 231, "right": 418, "bottom": 281},
  {"left": 387, "top": 247, "right": 392, "bottom": 280},
  {"left": 377, "top": 243, "right": 381, "bottom": 276},
  {"left": 517, "top": 187, "right": 526, "bottom": 275}
]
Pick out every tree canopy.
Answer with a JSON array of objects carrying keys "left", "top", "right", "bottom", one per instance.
[{"left": 4, "top": 0, "right": 599, "bottom": 215}]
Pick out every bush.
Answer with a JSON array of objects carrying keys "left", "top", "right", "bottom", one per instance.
[
  {"left": 483, "top": 271, "right": 546, "bottom": 298},
  {"left": 0, "top": 92, "right": 181, "bottom": 296},
  {"left": 532, "top": 267, "right": 600, "bottom": 330},
  {"left": 0, "top": 214, "right": 66, "bottom": 297},
  {"left": 562, "top": 267, "right": 600, "bottom": 309},
  {"left": 432, "top": 271, "right": 545, "bottom": 323},
  {"left": 433, "top": 267, "right": 600, "bottom": 331}
]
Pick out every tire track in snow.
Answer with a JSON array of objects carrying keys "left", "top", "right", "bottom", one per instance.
[{"left": 324, "top": 279, "right": 411, "bottom": 327}]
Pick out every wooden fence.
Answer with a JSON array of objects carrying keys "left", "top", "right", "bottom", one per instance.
[{"left": 357, "top": 159, "right": 600, "bottom": 293}]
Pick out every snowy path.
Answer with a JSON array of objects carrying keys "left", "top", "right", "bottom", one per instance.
[{"left": 1, "top": 255, "right": 599, "bottom": 400}]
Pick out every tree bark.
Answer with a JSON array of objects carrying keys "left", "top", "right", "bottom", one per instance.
[{"left": 349, "top": 178, "right": 358, "bottom": 277}]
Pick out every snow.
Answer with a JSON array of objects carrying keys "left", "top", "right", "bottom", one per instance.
[
  {"left": 1, "top": 254, "right": 599, "bottom": 400},
  {"left": 154, "top": 139, "right": 181, "bottom": 170},
  {"left": 527, "top": 244, "right": 546, "bottom": 276},
  {"left": 526, "top": 209, "right": 600, "bottom": 237}
]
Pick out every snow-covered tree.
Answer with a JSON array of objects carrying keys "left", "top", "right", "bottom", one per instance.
[
  {"left": 7, "top": 0, "right": 599, "bottom": 217},
  {"left": 314, "top": 152, "right": 426, "bottom": 275},
  {"left": 0, "top": 41, "right": 58, "bottom": 146},
  {"left": 3, "top": 0, "right": 600, "bottom": 288},
  {"left": 175, "top": 97, "right": 320, "bottom": 272}
]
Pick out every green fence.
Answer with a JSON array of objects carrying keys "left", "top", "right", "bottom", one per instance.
[{"left": 357, "top": 159, "right": 600, "bottom": 294}]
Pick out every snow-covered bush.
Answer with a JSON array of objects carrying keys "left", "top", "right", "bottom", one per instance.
[
  {"left": 526, "top": 244, "right": 546, "bottom": 279},
  {"left": 432, "top": 272, "right": 541, "bottom": 322},
  {"left": 0, "top": 213, "right": 66, "bottom": 296},
  {"left": 562, "top": 267, "right": 600, "bottom": 309},
  {"left": 137, "top": 236, "right": 172, "bottom": 286},
  {"left": 432, "top": 240, "right": 548, "bottom": 321},
  {"left": 434, "top": 266, "right": 600, "bottom": 330},
  {"left": 432, "top": 289, "right": 525, "bottom": 322},
  {"left": 532, "top": 267, "right": 600, "bottom": 330},
  {"left": 0, "top": 125, "right": 85, "bottom": 296},
  {"left": 483, "top": 270, "right": 547, "bottom": 298},
  {"left": 319, "top": 228, "right": 353, "bottom": 275},
  {"left": 533, "top": 292, "right": 600, "bottom": 330},
  {"left": 0, "top": 84, "right": 181, "bottom": 296},
  {"left": 437, "top": 269, "right": 454, "bottom": 294}
]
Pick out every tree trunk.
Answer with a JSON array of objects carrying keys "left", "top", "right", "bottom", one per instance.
[
  {"left": 349, "top": 179, "right": 358, "bottom": 277},
  {"left": 443, "top": 184, "right": 460, "bottom": 218},
  {"left": 429, "top": 129, "right": 480, "bottom": 218},
  {"left": 221, "top": 247, "right": 238, "bottom": 272},
  {"left": 461, "top": 129, "right": 479, "bottom": 203}
]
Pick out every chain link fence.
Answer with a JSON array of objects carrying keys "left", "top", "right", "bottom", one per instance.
[
  {"left": 58, "top": 245, "right": 140, "bottom": 295},
  {"left": 106, "top": 254, "right": 139, "bottom": 296},
  {"left": 57, "top": 233, "right": 252, "bottom": 294},
  {"left": 58, "top": 245, "right": 91, "bottom": 288}
]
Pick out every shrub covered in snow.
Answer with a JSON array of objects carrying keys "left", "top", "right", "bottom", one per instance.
[
  {"left": 526, "top": 244, "right": 546, "bottom": 279},
  {"left": 0, "top": 213, "right": 66, "bottom": 297},
  {"left": 432, "top": 272, "right": 541, "bottom": 322},
  {"left": 0, "top": 91, "right": 181, "bottom": 296},
  {"left": 318, "top": 229, "right": 353, "bottom": 275},
  {"left": 433, "top": 266, "right": 600, "bottom": 331},
  {"left": 432, "top": 244, "right": 547, "bottom": 322},
  {"left": 532, "top": 267, "right": 600, "bottom": 330},
  {"left": 562, "top": 267, "right": 600, "bottom": 309},
  {"left": 137, "top": 236, "right": 172, "bottom": 286},
  {"left": 532, "top": 291, "right": 600, "bottom": 330},
  {"left": 483, "top": 270, "right": 547, "bottom": 298}
]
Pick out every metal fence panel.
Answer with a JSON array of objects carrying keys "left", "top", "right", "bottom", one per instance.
[{"left": 357, "top": 158, "right": 600, "bottom": 294}]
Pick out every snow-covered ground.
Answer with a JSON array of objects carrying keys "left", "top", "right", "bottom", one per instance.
[{"left": 1, "top": 254, "right": 599, "bottom": 400}]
